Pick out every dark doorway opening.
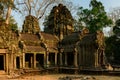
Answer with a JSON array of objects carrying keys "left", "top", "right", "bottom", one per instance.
[
  {"left": 36, "top": 54, "right": 44, "bottom": 68},
  {"left": 67, "top": 53, "right": 74, "bottom": 66},
  {"left": 62, "top": 53, "right": 65, "bottom": 66},
  {"left": 25, "top": 53, "right": 34, "bottom": 68},
  {"left": 49, "top": 53, "right": 55, "bottom": 66},
  {"left": 57, "top": 53, "right": 60, "bottom": 65},
  {"left": 0, "top": 55, "right": 4, "bottom": 70},
  {"left": 16, "top": 57, "right": 20, "bottom": 69}
]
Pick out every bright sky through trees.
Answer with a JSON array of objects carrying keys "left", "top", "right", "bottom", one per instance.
[
  {"left": 12, "top": 0, "right": 120, "bottom": 30},
  {"left": 73, "top": 0, "right": 120, "bottom": 12}
]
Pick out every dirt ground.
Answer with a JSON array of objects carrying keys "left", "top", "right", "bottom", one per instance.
[{"left": 0, "top": 74, "right": 120, "bottom": 80}]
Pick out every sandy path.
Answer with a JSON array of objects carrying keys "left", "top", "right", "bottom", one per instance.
[{"left": 0, "top": 74, "right": 120, "bottom": 80}]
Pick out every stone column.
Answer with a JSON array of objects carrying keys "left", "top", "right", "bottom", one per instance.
[
  {"left": 79, "top": 46, "right": 82, "bottom": 67},
  {"left": 8, "top": 53, "right": 11, "bottom": 74},
  {"left": 60, "top": 53, "right": 63, "bottom": 66},
  {"left": 23, "top": 53, "right": 25, "bottom": 68},
  {"left": 82, "top": 46, "right": 85, "bottom": 67},
  {"left": 91, "top": 45, "right": 94, "bottom": 67},
  {"left": 9, "top": 50, "right": 13, "bottom": 73},
  {"left": 34, "top": 53, "right": 36, "bottom": 69},
  {"left": 6, "top": 53, "right": 9, "bottom": 74},
  {"left": 102, "top": 51, "right": 105, "bottom": 66},
  {"left": 20, "top": 56, "right": 22, "bottom": 69},
  {"left": 55, "top": 53, "right": 57, "bottom": 66},
  {"left": 74, "top": 52, "right": 78, "bottom": 67},
  {"left": 14, "top": 56, "right": 16, "bottom": 69},
  {"left": 65, "top": 53, "right": 67, "bottom": 66},
  {"left": 44, "top": 52, "right": 47, "bottom": 68},
  {"left": 4, "top": 55, "right": 5, "bottom": 71},
  {"left": 47, "top": 52, "right": 49, "bottom": 67},
  {"left": 30, "top": 55, "right": 33, "bottom": 68},
  {"left": 95, "top": 50, "right": 98, "bottom": 67},
  {"left": 74, "top": 49, "right": 78, "bottom": 74},
  {"left": 11, "top": 52, "right": 14, "bottom": 70}
]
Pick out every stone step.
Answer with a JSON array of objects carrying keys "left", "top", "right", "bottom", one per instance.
[{"left": 0, "top": 70, "right": 6, "bottom": 75}]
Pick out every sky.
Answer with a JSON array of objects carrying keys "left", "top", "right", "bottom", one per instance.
[
  {"left": 73, "top": 0, "right": 120, "bottom": 12},
  {"left": 12, "top": 0, "right": 120, "bottom": 30}
]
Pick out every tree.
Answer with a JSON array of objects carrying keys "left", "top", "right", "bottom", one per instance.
[
  {"left": 0, "top": 3, "right": 4, "bottom": 16},
  {"left": 105, "top": 19, "right": 120, "bottom": 64},
  {"left": 108, "top": 7, "right": 120, "bottom": 25},
  {"left": 15, "top": 0, "right": 63, "bottom": 20},
  {"left": 9, "top": 16, "right": 18, "bottom": 32},
  {"left": 0, "top": 3, "right": 4, "bottom": 24},
  {"left": 5, "top": 0, "right": 14, "bottom": 25},
  {"left": 113, "top": 19, "right": 120, "bottom": 37},
  {"left": 76, "top": 0, "right": 112, "bottom": 33},
  {"left": 15, "top": 0, "right": 77, "bottom": 31},
  {"left": 0, "top": 0, "right": 14, "bottom": 25},
  {"left": 57, "top": 0, "right": 78, "bottom": 14},
  {"left": 106, "top": 7, "right": 120, "bottom": 36},
  {"left": 0, "top": 1, "right": 18, "bottom": 32},
  {"left": 76, "top": 7, "right": 90, "bottom": 31}
]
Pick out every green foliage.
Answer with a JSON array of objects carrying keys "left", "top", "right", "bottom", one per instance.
[
  {"left": 0, "top": 3, "right": 3, "bottom": 15},
  {"left": 105, "top": 19, "right": 120, "bottom": 64},
  {"left": 77, "top": 0, "right": 112, "bottom": 33},
  {"left": 0, "top": 0, "right": 15, "bottom": 8},
  {"left": 43, "top": 15, "right": 53, "bottom": 33},
  {"left": 9, "top": 16, "right": 18, "bottom": 32},
  {"left": 105, "top": 35, "right": 120, "bottom": 64},
  {"left": 74, "top": 19, "right": 84, "bottom": 31},
  {"left": 113, "top": 19, "right": 120, "bottom": 36},
  {"left": 105, "top": 36, "right": 115, "bottom": 63},
  {"left": 10, "top": 23, "right": 18, "bottom": 32},
  {"left": 0, "top": 3, "right": 4, "bottom": 21},
  {"left": 0, "top": 0, "right": 17, "bottom": 30}
]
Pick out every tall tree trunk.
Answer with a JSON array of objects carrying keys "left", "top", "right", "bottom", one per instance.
[
  {"left": 5, "top": 7, "right": 12, "bottom": 25},
  {"left": 5, "top": 0, "right": 14, "bottom": 25}
]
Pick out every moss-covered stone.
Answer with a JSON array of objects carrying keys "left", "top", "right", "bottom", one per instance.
[
  {"left": 22, "top": 15, "right": 40, "bottom": 34},
  {"left": 44, "top": 4, "right": 74, "bottom": 39}
]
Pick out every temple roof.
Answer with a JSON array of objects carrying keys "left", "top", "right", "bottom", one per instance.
[
  {"left": 61, "top": 31, "right": 98, "bottom": 52},
  {"left": 19, "top": 33, "right": 45, "bottom": 53},
  {"left": 25, "top": 46, "right": 45, "bottom": 53},
  {"left": 61, "top": 31, "right": 97, "bottom": 45},
  {"left": 40, "top": 32, "right": 58, "bottom": 53},
  {"left": 40, "top": 32, "right": 58, "bottom": 41},
  {"left": 20, "top": 33, "right": 40, "bottom": 41},
  {"left": 79, "top": 33, "right": 96, "bottom": 45},
  {"left": 61, "top": 32, "right": 81, "bottom": 44}
]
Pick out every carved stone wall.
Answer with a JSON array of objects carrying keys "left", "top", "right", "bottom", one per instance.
[
  {"left": 44, "top": 4, "right": 74, "bottom": 40},
  {"left": 22, "top": 15, "right": 40, "bottom": 34}
]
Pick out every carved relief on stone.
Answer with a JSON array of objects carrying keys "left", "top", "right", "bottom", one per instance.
[
  {"left": 96, "top": 30, "right": 104, "bottom": 48},
  {"left": 22, "top": 15, "right": 40, "bottom": 34},
  {"left": 0, "top": 36, "right": 3, "bottom": 43}
]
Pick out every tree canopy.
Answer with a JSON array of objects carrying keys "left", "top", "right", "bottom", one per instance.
[
  {"left": 0, "top": 0, "right": 18, "bottom": 32},
  {"left": 0, "top": 0, "right": 15, "bottom": 25},
  {"left": 76, "top": 0, "right": 112, "bottom": 33},
  {"left": 113, "top": 19, "right": 120, "bottom": 37},
  {"left": 105, "top": 19, "right": 120, "bottom": 64}
]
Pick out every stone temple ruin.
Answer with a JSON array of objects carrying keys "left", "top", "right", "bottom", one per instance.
[{"left": 0, "top": 4, "right": 111, "bottom": 75}]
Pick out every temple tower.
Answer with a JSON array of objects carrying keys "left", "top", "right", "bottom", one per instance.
[
  {"left": 44, "top": 4, "right": 74, "bottom": 40},
  {"left": 22, "top": 15, "right": 40, "bottom": 34}
]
